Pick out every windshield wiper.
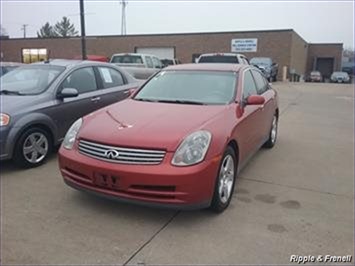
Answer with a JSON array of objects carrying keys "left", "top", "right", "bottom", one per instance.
[
  {"left": 0, "top": 90, "right": 23, "bottom": 95},
  {"left": 134, "top": 98, "right": 157, "bottom": 102},
  {"left": 155, "top": 99, "right": 205, "bottom": 105}
]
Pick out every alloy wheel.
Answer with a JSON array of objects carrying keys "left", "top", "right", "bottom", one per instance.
[
  {"left": 218, "top": 154, "right": 235, "bottom": 204},
  {"left": 22, "top": 132, "right": 49, "bottom": 164}
]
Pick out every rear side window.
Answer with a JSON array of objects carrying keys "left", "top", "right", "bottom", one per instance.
[
  {"left": 198, "top": 55, "right": 239, "bottom": 64},
  {"left": 242, "top": 70, "right": 258, "bottom": 100},
  {"left": 61, "top": 67, "right": 97, "bottom": 94},
  {"left": 145, "top": 56, "right": 153, "bottom": 68},
  {"left": 251, "top": 70, "right": 268, "bottom": 94},
  {"left": 111, "top": 55, "right": 143, "bottom": 64},
  {"left": 152, "top": 57, "right": 162, "bottom": 69},
  {"left": 97, "top": 67, "right": 125, "bottom": 89}
]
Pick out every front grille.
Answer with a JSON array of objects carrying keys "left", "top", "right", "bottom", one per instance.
[{"left": 78, "top": 139, "right": 166, "bottom": 165}]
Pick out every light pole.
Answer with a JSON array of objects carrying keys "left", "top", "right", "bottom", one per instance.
[{"left": 79, "top": 0, "right": 87, "bottom": 60}]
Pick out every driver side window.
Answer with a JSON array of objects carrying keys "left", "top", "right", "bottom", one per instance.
[
  {"left": 242, "top": 70, "right": 258, "bottom": 100},
  {"left": 61, "top": 67, "right": 97, "bottom": 94}
]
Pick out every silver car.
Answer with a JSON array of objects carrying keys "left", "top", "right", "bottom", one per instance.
[{"left": 0, "top": 59, "right": 141, "bottom": 168}]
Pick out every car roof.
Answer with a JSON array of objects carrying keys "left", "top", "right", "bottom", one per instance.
[
  {"left": 0, "top": 62, "right": 24, "bottom": 66},
  {"left": 111, "top": 53, "right": 158, "bottom": 58},
  {"left": 31, "top": 59, "right": 113, "bottom": 68},
  {"left": 199, "top": 53, "right": 245, "bottom": 57},
  {"left": 164, "top": 63, "right": 246, "bottom": 72},
  {"left": 333, "top": 71, "right": 348, "bottom": 74}
]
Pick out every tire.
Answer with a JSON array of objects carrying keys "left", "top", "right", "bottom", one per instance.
[
  {"left": 13, "top": 127, "right": 52, "bottom": 168},
  {"left": 210, "top": 146, "right": 237, "bottom": 213},
  {"left": 263, "top": 114, "right": 278, "bottom": 149}
]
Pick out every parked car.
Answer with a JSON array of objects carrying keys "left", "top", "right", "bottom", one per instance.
[
  {"left": 58, "top": 63, "right": 279, "bottom": 212},
  {"left": 250, "top": 57, "right": 278, "bottom": 82},
  {"left": 196, "top": 53, "right": 250, "bottom": 65},
  {"left": 306, "top": 71, "right": 323, "bottom": 82},
  {"left": 330, "top": 71, "right": 350, "bottom": 83},
  {"left": 73, "top": 55, "right": 109, "bottom": 62},
  {"left": 0, "top": 59, "right": 142, "bottom": 168},
  {"left": 161, "top": 58, "right": 181, "bottom": 67},
  {"left": 0, "top": 62, "right": 23, "bottom": 77},
  {"left": 110, "top": 53, "right": 163, "bottom": 79}
]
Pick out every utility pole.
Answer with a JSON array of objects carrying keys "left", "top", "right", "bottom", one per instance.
[
  {"left": 120, "top": 0, "right": 127, "bottom": 35},
  {"left": 21, "top": 24, "right": 28, "bottom": 38},
  {"left": 79, "top": 0, "right": 87, "bottom": 60}
]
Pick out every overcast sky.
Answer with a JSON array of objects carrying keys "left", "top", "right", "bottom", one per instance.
[{"left": 1, "top": 0, "right": 354, "bottom": 49}]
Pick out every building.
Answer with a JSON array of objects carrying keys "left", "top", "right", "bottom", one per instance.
[{"left": 0, "top": 29, "right": 343, "bottom": 80}]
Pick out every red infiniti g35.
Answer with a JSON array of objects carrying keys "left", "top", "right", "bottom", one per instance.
[{"left": 58, "top": 63, "right": 278, "bottom": 212}]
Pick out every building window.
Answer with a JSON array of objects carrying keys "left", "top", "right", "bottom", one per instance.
[{"left": 22, "top": 48, "right": 48, "bottom": 63}]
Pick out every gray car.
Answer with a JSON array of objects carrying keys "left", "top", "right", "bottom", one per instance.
[{"left": 0, "top": 59, "right": 141, "bottom": 168}]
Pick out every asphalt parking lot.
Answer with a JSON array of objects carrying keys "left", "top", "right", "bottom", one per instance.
[{"left": 1, "top": 82, "right": 354, "bottom": 265}]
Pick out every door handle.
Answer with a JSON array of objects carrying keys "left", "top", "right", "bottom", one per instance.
[{"left": 91, "top": 96, "right": 101, "bottom": 102}]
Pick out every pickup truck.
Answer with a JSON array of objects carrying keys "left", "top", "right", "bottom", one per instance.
[
  {"left": 110, "top": 53, "right": 163, "bottom": 80},
  {"left": 250, "top": 57, "right": 278, "bottom": 82},
  {"left": 196, "top": 53, "right": 250, "bottom": 64}
]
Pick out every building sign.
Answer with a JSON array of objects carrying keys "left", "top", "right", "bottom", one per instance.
[{"left": 231, "top": 38, "right": 258, "bottom": 52}]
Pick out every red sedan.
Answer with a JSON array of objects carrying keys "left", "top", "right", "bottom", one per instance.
[{"left": 58, "top": 63, "right": 279, "bottom": 212}]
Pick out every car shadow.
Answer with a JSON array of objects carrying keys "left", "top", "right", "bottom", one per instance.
[
  {"left": 0, "top": 153, "right": 58, "bottom": 175},
  {"left": 69, "top": 189, "right": 177, "bottom": 220}
]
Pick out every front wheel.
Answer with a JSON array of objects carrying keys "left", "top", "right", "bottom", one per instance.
[
  {"left": 13, "top": 127, "right": 52, "bottom": 168},
  {"left": 210, "top": 146, "right": 237, "bottom": 213},
  {"left": 264, "top": 114, "right": 278, "bottom": 148}
]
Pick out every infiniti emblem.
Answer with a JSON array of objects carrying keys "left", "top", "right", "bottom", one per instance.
[{"left": 105, "top": 149, "right": 120, "bottom": 159}]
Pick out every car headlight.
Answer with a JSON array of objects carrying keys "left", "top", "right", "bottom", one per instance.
[
  {"left": 172, "top": 130, "right": 212, "bottom": 166},
  {"left": 0, "top": 113, "right": 10, "bottom": 126},
  {"left": 62, "top": 118, "right": 82, "bottom": 150}
]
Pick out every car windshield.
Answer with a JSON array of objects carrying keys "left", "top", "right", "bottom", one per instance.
[
  {"left": 134, "top": 70, "right": 237, "bottom": 105},
  {"left": 332, "top": 72, "right": 348, "bottom": 77},
  {"left": 0, "top": 65, "right": 65, "bottom": 95},
  {"left": 311, "top": 71, "right": 321, "bottom": 75},
  {"left": 199, "top": 55, "right": 239, "bottom": 64},
  {"left": 111, "top": 55, "right": 143, "bottom": 64},
  {"left": 250, "top": 57, "right": 272, "bottom": 66}
]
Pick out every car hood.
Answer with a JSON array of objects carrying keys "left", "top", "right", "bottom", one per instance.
[
  {"left": 1, "top": 94, "right": 48, "bottom": 115},
  {"left": 79, "top": 99, "right": 227, "bottom": 151}
]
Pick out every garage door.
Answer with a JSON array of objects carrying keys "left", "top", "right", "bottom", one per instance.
[
  {"left": 135, "top": 47, "right": 175, "bottom": 60},
  {"left": 316, "top": 57, "right": 334, "bottom": 79}
]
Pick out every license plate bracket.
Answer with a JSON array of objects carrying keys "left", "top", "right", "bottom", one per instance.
[{"left": 94, "top": 172, "right": 120, "bottom": 190}]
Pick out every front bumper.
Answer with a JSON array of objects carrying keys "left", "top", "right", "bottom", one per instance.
[
  {"left": 58, "top": 146, "right": 221, "bottom": 209},
  {"left": 0, "top": 125, "right": 15, "bottom": 160}
]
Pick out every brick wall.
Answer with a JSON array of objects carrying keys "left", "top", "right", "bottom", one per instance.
[
  {"left": 1, "top": 29, "right": 342, "bottom": 81},
  {"left": 290, "top": 31, "right": 308, "bottom": 77},
  {"left": 306, "top": 43, "right": 343, "bottom": 74},
  {"left": 1, "top": 30, "right": 294, "bottom": 74}
]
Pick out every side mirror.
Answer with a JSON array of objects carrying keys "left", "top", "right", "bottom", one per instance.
[
  {"left": 246, "top": 95, "right": 265, "bottom": 105},
  {"left": 128, "top": 88, "right": 138, "bottom": 98},
  {"left": 58, "top": 88, "right": 79, "bottom": 98}
]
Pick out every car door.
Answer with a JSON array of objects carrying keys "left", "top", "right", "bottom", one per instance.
[
  {"left": 235, "top": 70, "right": 265, "bottom": 164},
  {"left": 51, "top": 66, "right": 104, "bottom": 139},
  {"left": 251, "top": 69, "right": 275, "bottom": 143},
  {"left": 94, "top": 66, "right": 133, "bottom": 108}
]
